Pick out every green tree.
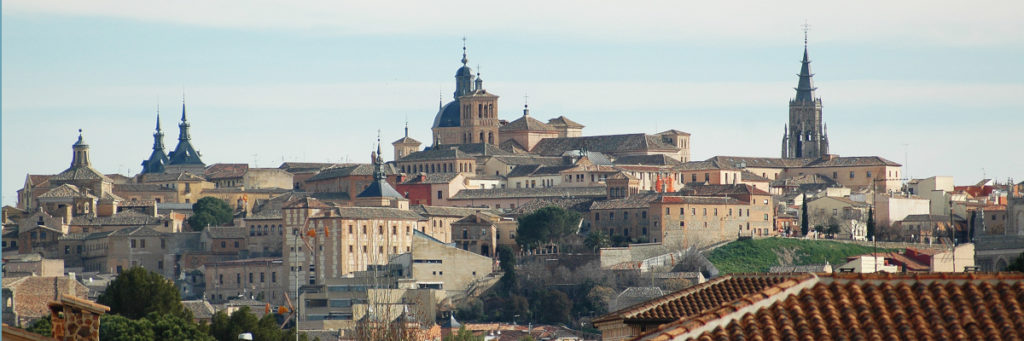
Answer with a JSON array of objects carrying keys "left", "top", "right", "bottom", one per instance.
[
  {"left": 188, "top": 196, "right": 234, "bottom": 231},
  {"left": 100, "top": 314, "right": 156, "bottom": 341},
  {"left": 583, "top": 230, "right": 611, "bottom": 252},
  {"left": 866, "top": 206, "right": 875, "bottom": 241},
  {"left": 536, "top": 289, "right": 572, "bottom": 324},
  {"left": 208, "top": 307, "right": 301, "bottom": 341},
  {"left": 26, "top": 315, "right": 52, "bottom": 336},
  {"left": 97, "top": 267, "right": 191, "bottom": 320},
  {"left": 497, "top": 246, "right": 518, "bottom": 293},
  {"left": 800, "top": 193, "right": 809, "bottom": 236},
  {"left": 516, "top": 206, "right": 582, "bottom": 249},
  {"left": 1008, "top": 252, "right": 1024, "bottom": 273}
]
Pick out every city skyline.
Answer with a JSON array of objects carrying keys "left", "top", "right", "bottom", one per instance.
[{"left": 4, "top": 1, "right": 1023, "bottom": 205}]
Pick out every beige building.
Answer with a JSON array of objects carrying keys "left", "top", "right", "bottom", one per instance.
[
  {"left": 449, "top": 212, "right": 518, "bottom": 257},
  {"left": 704, "top": 155, "right": 903, "bottom": 193},
  {"left": 874, "top": 193, "right": 930, "bottom": 227},
  {"left": 205, "top": 164, "right": 294, "bottom": 190},
  {"left": 204, "top": 257, "right": 286, "bottom": 305},
  {"left": 498, "top": 105, "right": 560, "bottom": 151},
  {"left": 805, "top": 196, "right": 870, "bottom": 240},
  {"left": 907, "top": 176, "right": 955, "bottom": 215},
  {"left": 432, "top": 47, "right": 500, "bottom": 146}
]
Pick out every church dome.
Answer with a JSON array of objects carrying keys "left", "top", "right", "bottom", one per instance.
[
  {"left": 455, "top": 65, "right": 473, "bottom": 77},
  {"left": 432, "top": 100, "right": 461, "bottom": 128}
]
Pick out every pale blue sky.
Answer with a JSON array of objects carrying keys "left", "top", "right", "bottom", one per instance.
[{"left": 3, "top": 1, "right": 1023, "bottom": 205}]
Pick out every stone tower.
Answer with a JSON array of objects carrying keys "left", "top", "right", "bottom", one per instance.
[
  {"left": 392, "top": 121, "right": 421, "bottom": 161},
  {"left": 782, "top": 34, "right": 829, "bottom": 159},
  {"left": 432, "top": 41, "right": 500, "bottom": 146},
  {"left": 141, "top": 109, "right": 169, "bottom": 174}
]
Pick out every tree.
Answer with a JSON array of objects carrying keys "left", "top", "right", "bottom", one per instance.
[
  {"left": 498, "top": 246, "right": 518, "bottom": 293},
  {"left": 800, "top": 193, "right": 809, "bottom": 236},
  {"left": 516, "top": 206, "right": 582, "bottom": 249},
  {"left": 100, "top": 313, "right": 213, "bottom": 341},
  {"left": 584, "top": 231, "right": 611, "bottom": 252},
  {"left": 26, "top": 315, "right": 52, "bottom": 336},
  {"left": 866, "top": 206, "right": 876, "bottom": 241},
  {"left": 187, "top": 197, "right": 234, "bottom": 231},
  {"left": 209, "top": 307, "right": 303, "bottom": 341},
  {"left": 1008, "top": 252, "right": 1024, "bottom": 273},
  {"left": 536, "top": 289, "right": 572, "bottom": 324},
  {"left": 98, "top": 267, "right": 191, "bottom": 320}
]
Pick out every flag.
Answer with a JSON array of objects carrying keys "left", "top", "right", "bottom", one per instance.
[
  {"left": 265, "top": 303, "right": 271, "bottom": 314},
  {"left": 306, "top": 229, "right": 316, "bottom": 238},
  {"left": 324, "top": 227, "right": 329, "bottom": 237}
]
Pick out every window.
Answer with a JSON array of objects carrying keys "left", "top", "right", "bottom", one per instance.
[
  {"left": 249, "top": 273, "right": 254, "bottom": 283},
  {"left": 610, "top": 212, "right": 615, "bottom": 219},
  {"left": 261, "top": 272, "right": 265, "bottom": 283},
  {"left": 867, "top": 171, "right": 873, "bottom": 178},
  {"left": 272, "top": 272, "right": 277, "bottom": 283},
  {"left": 379, "top": 226, "right": 383, "bottom": 234},
  {"left": 666, "top": 208, "right": 670, "bottom": 215},
  {"left": 349, "top": 245, "right": 354, "bottom": 253},
  {"left": 349, "top": 225, "right": 353, "bottom": 234},
  {"left": 221, "top": 241, "right": 226, "bottom": 248},
  {"left": 158, "top": 261, "right": 163, "bottom": 269},
  {"left": 437, "top": 191, "right": 443, "bottom": 199},
  {"left": 642, "top": 211, "right": 647, "bottom": 219},
  {"left": 131, "top": 239, "right": 136, "bottom": 248},
  {"left": 679, "top": 208, "right": 684, "bottom": 215},
  {"left": 624, "top": 212, "right": 629, "bottom": 220},
  {"left": 714, "top": 208, "right": 718, "bottom": 216},
  {"left": 595, "top": 213, "right": 600, "bottom": 221},
  {"left": 392, "top": 226, "right": 397, "bottom": 235},
  {"left": 234, "top": 241, "right": 240, "bottom": 248},
  {"left": 236, "top": 274, "right": 241, "bottom": 284},
  {"left": 850, "top": 171, "right": 855, "bottom": 179},
  {"left": 703, "top": 208, "right": 707, "bottom": 216},
  {"left": 764, "top": 214, "right": 769, "bottom": 221},
  {"left": 219, "top": 274, "right": 224, "bottom": 285}
]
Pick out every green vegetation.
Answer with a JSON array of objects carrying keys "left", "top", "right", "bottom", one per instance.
[
  {"left": 188, "top": 196, "right": 234, "bottom": 231},
  {"left": 100, "top": 312, "right": 213, "bottom": 341},
  {"left": 1008, "top": 252, "right": 1024, "bottom": 273},
  {"left": 26, "top": 315, "right": 52, "bottom": 336},
  {"left": 516, "top": 206, "right": 581, "bottom": 249},
  {"left": 209, "top": 307, "right": 307, "bottom": 341},
  {"left": 707, "top": 238, "right": 895, "bottom": 273},
  {"left": 98, "top": 267, "right": 191, "bottom": 320}
]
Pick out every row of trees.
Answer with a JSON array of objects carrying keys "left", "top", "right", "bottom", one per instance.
[{"left": 29, "top": 267, "right": 311, "bottom": 341}]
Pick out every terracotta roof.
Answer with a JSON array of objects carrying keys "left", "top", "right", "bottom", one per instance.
[
  {"left": 283, "top": 197, "right": 333, "bottom": 210},
  {"left": 28, "top": 174, "right": 54, "bottom": 186},
  {"left": 392, "top": 136, "right": 421, "bottom": 145},
  {"left": 684, "top": 275, "right": 1024, "bottom": 341},
  {"left": 531, "top": 134, "right": 679, "bottom": 157},
  {"left": 500, "top": 114, "right": 556, "bottom": 132},
  {"left": 307, "top": 163, "right": 396, "bottom": 181},
  {"left": 141, "top": 171, "right": 207, "bottom": 182},
  {"left": 657, "top": 196, "right": 742, "bottom": 205},
  {"left": 50, "top": 164, "right": 111, "bottom": 182},
  {"left": 678, "top": 183, "right": 769, "bottom": 197},
  {"left": 70, "top": 211, "right": 162, "bottom": 226},
  {"left": 205, "top": 163, "right": 249, "bottom": 180},
  {"left": 205, "top": 226, "right": 246, "bottom": 239},
  {"left": 450, "top": 186, "right": 607, "bottom": 200},
  {"left": 595, "top": 275, "right": 805, "bottom": 325},
  {"left": 547, "top": 116, "right": 584, "bottom": 128},
  {"left": 38, "top": 184, "right": 94, "bottom": 199},
  {"left": 322, "top": 207, "right": 424, "bottom": 220},
  {"left": 622, "top": 272, "right": 1024, "bottom": 341},
  {"left": 740, "top": 171, "right": 770, "bottom": 182},
  {"left": 706, "top": 155, "right": 902, "bottom": 170},
  {"left": 590, "top": 193, "right": 661, "bottom": 210}
]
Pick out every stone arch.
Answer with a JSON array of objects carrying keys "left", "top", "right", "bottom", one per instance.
[{"left": 995, "top": 257, "right": 1009, "bottom": 271}]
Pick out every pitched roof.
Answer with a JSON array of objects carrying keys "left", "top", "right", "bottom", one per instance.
[
  {"left": 547, "top": 116, "right": 585, "bottom": 128},
  {"left": 677, "top": 183, "right": 769, "bottom": 197},
  {"left": 507, "top": 164, "right": 575, "bottom": 178},
  {"left": 113, "top": 183, "right": 175, "bottom": 192},
  {"left": 410, "top": 205, "right": 501, "bottom": 217},
  {"left": 490, "top": 155, "right": 567, "bottom": 166},
  {"left": 38, "top": 184, "right": 94, "bottom": 199},
  {"left": 500, "top": 114, "right": 556, "bottom": 132},
  {"left": 205, "top": 163, "right": 249, "bottom": 180},
  {"left": 71, "top": 211, "right": 162, "bottom": 226},
  {"left": 205, "top": 226, "right": 247, "bottom": 239},
  {"left": 278, "top": 162, "right": 341, "bottom": 173},
  {"left": 590, "top": 193, "right": 661, "bottom": 210},
  {"left": 614, "top": 155, "right": 684, "bottom": 166},
  {"left": 530, "top": 134, "right": 680, "bottom": 157},
  {"left": 450, "top": 186, "right": 607, "bottom": 200},
  {"left": 706, "top": 155, "right": 902, "bottom": 170},
  {"left": 671, "top": 273, "right": 1024, "bottom": 341},
  {"left": 141, "top": 171, "right": 207, "bottom": 182},
  {"left": 740, "top": 171, "right": 770, "bottom": 182},
  {"left": 50, "top": 165, "right": 110, "bottom": 182},
  {"left": 324, "top": 207, "right": 425, "bottom": 220},
  {"left": 356, "top": 178, "right": 405, "bottom": 199},
  {"left": 307, "top": 163, "right": 396, "bottom": 181},
  {"left": 392, "top": 136, "right": 421, "bottom": 145},
  {"left": 431, "top": 143, "right": 514, "bottom": 157},
  {"left": 657, "top": 129, "right": 691, "bottom": 137},
  {"left": 283, "top": 197, "right": 333, "bottom": 210},
  {"left": 400, "top": 173, "right": 461, "bottom": 185},
  {"left": 181, "top": 300, "right": 216, "bottom": 320}
]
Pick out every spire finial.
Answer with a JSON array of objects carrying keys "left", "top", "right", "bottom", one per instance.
[
  {"left": 156, "top": 104, "right": 162, "bottom": 131},
  {"left": 181, "top": 90, "right": 187, "bottom": 122},
  {"left": 802, "top": 21, "right": 811, "bottom": 47},
  {"left": 461, "top": 37, "right": 468, "bottom": 65},
  {"left": 523, "top": 93, "right": 529, "bottom": 116},
  {"left": 404, "top": 117, "right": 409, "bottom": 137}
]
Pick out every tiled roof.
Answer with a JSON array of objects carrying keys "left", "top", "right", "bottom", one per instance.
[
  {"left": 38, "top": 184, "right": 93, "bottom": 199},
  {"left": 656, "top": 196, "right": 742, "bottom": 205},
  {"left": 392, "top": 136, "right": 421, "bottom": 145},
  {"left": 325, "top": 207, "right": 424, "bottom": 220},
  {"left": 614, "top": 155, "right": 684, "bottom": 166},
  {"left": 595, "top": 275, "right": 803, "bottom": 325},
  {"left": 590, "top": 193, "right": 660, "bottom": 210},
  {"left": 673, "top": 161, "right": 727, "bottom": 171},
  {"left": 397, "top": 148, "right": 473, "bottom": 162},
  {"left": 202, "top": 188, "right": 290, "bottom": 194},
  {"left": 771, "top": 173, "right": 837, "bottom": 187},
  {"left": 657, "top": 129, "right": 691, "bottom": 137},
  {"left": 803, "top": 155, "right": 902, "bottom": 168},
  {"left": 508, "top": 198, "right": 596, "bottom": 216},
  {"left": 182, "top": 300, "right": 216, "bottom": 320},
  {"left": 683, "top": 274, "right": 1024, "bottom": 341},
  {"left": 678, "top": 183, "right": 769, "bottom": 197},
  {"left": 491, "top": 155, "right": 567, "bottom": 166},
  {"left": 547, "top": 116, "right": 584, "bottom": 128},
  {"left": 410, "top": 205, "right": 501, "bottom": 217},
  {"left": 507, "top": 164, "right": 575, "bottom": 178},
  {"left": 71, "top": 211, "right": 162, "bottom": 226},
  {"left": 450, "top": 186, "right": 607, "bottom": 200},
  {"left": 205, "top": 226, "right": 246, "bottom": 239},
  {"left": 706, "top": 155, "right": 902, "bottom": 170},
  {"left": 430, "top": 143, "right": 513, "bottom": 157},
  {"left": 283, "top": 197, "right": 333, "bottom": 210},
  {"left": 205, "top": 163, "right": 249, "bottom": 180},
  {"left": 142, "top": 171, "right": 207, "bottom": 182},
  {"left": 740, "top": 171, "right": 770, "bottom": 182},
  {"left": 531, "top": 134, "right": 680, "bottom": 157},
  {"left": 50, "top": 165, "right": 110, "bottom": 182},
  {"left": 278, "top": 162, "right": 341, "bottom": 173},
  {"left": 768, "top": 264, "right": 831, "bottom": 273},
  {"left": 307, "top": 163, "right": 396, "bottom": 181},
  {"left": 498, "top": 138, "right": 528, "bottom": 153},
  {"left": 400, "top": 173, "right": 461, "bottom": 185},
  {"left": 356, "top": 178, "right": 404, "bottom": 199},
  {"left": 500, "top": 114, "right": 556, "bottom": 132},
  {"left": 113, "top": 183, "right": 175, "bottom": 192},
  {"left": 901, "top": 214, "right": 952, "bottom": 222},
  {"left": 27, "top": 174, "right": 54, "bottom": 186},
  {"left": 248, "top": 192, "right": 311, "bottom": 218}
]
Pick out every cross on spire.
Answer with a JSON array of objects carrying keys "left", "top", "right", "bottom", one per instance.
[
  {"left": 461, "top": 36, "right": 468, "bottom": 65},
  {"left": 802, "top": 21, "right": 811, "bottom": 47}
]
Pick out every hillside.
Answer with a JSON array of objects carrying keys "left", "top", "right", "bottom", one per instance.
[{"left": 707, "top": 238, "right": 894, "bottom": 274}]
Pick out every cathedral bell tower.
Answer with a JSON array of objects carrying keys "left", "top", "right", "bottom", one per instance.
[{"left": 782, "top": 27, "right": 829, "bottom": 159}]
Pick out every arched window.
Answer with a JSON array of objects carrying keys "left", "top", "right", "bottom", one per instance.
[
  {"left": 479, "top": 132, "right": 485, "bottom": 142},
  {"left": 488, "top": 132, "right": 494, "bottom": 144}
]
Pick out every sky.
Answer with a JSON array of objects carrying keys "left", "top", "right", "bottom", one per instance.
[{"left": 3, "top": 0, "right": 1023, "bottom": 206}]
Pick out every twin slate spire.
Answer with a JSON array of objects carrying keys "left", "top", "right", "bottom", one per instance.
[{"left": 142, "top": 95, "right": 205, "bottom": 174}]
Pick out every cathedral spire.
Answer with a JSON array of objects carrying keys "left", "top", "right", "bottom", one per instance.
[
  {"left": 142, "top": 107, "right": 170, "bottom": 174},
  {"left": 794, "top": 24, "right": 817, "bottom": 103},
  {"left": 179, "top": 95, "right": 191, "bottom": 141}
]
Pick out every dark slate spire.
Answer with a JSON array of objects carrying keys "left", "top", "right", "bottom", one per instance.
[
  {"left": 794, "top": 33, "right": 817, "bottom": 103},
  {"left": 357, "top": 132, "right": 403, "bottom": 199},
  {"left": 167, "top": 95, "right": 205, "bottom": 166},
  {"left": 142, "top": 108, "right": 169, "bottom": 174}
]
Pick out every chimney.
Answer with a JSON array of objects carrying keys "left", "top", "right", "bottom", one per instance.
[{"left": 49, "top": 295, "right": 110, "bottom": 341}]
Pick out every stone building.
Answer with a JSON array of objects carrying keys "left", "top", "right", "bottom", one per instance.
[
  {"left": 432, "top": 44, "right": 500, "bottom": 146},
  {"left": 2, "top": 276, "right": 89, "bottom": 327},
  {"left": 204, "top": 257, "right": 286, "bottom": 305},
  {"left": 498, "top": 104, "right": 559, "bottom": 151},
  {"left": 781, "top": 36, "right": 829, "bottom": 159},
  {"left": 391, "top": 123, "right": 422, "bottom": 161}
]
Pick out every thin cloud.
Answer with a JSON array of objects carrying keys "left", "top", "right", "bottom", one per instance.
[{"left": 5, "top": 0, "right": 1023, "bottom": 46}]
